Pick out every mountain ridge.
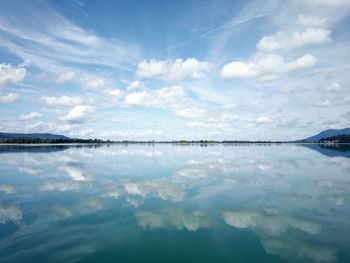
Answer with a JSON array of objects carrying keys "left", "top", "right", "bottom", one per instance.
[
  {"left": 0, "top": 133, "right": 70, "bottom": 140},
  {"left": 301, "top": 128, "right": 350, "bottom": 142}
]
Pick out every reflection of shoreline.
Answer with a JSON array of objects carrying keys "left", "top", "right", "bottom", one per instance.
[
  {"left": 300, "top": 143, "right": 350, "bottom": 158},
  {"left": 0, "top": 144, "right": 104, "bottom": 153}
]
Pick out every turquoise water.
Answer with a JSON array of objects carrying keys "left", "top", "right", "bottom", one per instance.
[{"left": 0, "top": 144, "right": 349, "bottom": 262}]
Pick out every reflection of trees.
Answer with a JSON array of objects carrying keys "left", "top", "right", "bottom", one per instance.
[
  {"left": 0, "top": 144, "right": 104, "bottom": 154},
  {"left": 301, "top": 143, "right": 350, "bottom": 158}
]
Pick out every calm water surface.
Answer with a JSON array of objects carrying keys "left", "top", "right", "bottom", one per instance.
[{"left": 0, "top": 144, "right": 349, "bottom": 262}]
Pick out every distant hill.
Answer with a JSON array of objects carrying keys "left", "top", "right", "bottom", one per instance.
[
  {"left": 0, "top": 133, "right": 70, "bottom": 140},
  {"left": 301, "top": 128, "right": 350, "bottom": 142}
]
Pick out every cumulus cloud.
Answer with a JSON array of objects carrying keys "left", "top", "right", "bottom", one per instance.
[
  {"left": 136, "top": 58, "right": 210, "bottom": 81},
  {"left": 175, "top": 107, "right": 207, "bottom": 118},
  {"left": 315, "top": 99, "right": 332, "bottom": 107},
  {"left": 0, "top": 93, "right": 19, "bottom": 103},
  {"left": 18, "top": 111, "right": 43, "bottom": 121},
  {"left": 186, "top": 121, "right": 206, "bottom": 128},
  {"left": 323, "top": 82, "right": 344, "bottom": 92},
  {"left": 63, "top": 105, "right": 94, "bottom": 122},
  {"left": 256, "top": 116, "right": 273, "bottom": 124},
  {"left": 108, "top": 89, "right": 122, "bottom": 97},
  {"left": 124, "top": 86, "right": 185, "bottom": 107},
  {"left": 0, "top": 63, "right": 26, "bottom": 87},
  {"left": 256, "top": 28, "right": 331, "bottom": 52},
  {"left": 127, "top": 80, "right": 144, "bottom": 91},
  {"left": 41, "top": 71, "right": 110, "bottom": 91},
  {"left": 54, "top": 71, "right": 77, "bottom": 84},
  {"left": 136, "top": 207, "right": 210, "bottom": 231},
  {"left": 40, "top": 95, "right": 83, "bottom": 106},
  {"left": 99, "top": 129, "right": 163, "bottom": 139},
  {"left": 83, "top": 77, "right": 106, "bottom": 90},
  {"left": 221, "top": 54, "right": 316, "bottom": 80}
]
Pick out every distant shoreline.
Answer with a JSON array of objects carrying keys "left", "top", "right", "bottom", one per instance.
[{"left": 1, "top": 142, "right": 350, "bottom": 145}]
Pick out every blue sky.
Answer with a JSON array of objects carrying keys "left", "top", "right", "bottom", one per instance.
[{"left": 0, "top": 0, "right": 349, "bottom": 140}]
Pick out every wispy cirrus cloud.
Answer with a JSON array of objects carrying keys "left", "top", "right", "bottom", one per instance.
[
  {"left": 18, "top": 111, "right": 42, "bottom": 121},
  {"left": 0, "top": 1, "right": 140, "bottom": 73}
]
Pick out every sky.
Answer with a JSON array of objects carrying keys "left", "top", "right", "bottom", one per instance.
[{"left": 0, "top": 0, "right": 349, "bottom": 141}]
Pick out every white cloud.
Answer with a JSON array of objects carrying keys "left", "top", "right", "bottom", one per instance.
[
  {"left": 284, "top": 55, "right": 317, "bottom": 71},
  {"left": 124, "top": 86, "right": 185, "bottom": 107},
  {"left": 40, "top": 95, "right": 83, "bottom": 106},
  {"left": 136, "top": 58, "right": 210, "bottom": 81},
  {"left": 186, "top": 121, "right": 206, "bottom": 128},
  {"left": 83, "top": 77, "right": 106, "bottom": 90},
  {"left": 127, "top": 80, "right": 144, "bottom": 91},
  {"left": 323, "top": 82, "right": 343, "bottom": 92},
  {"left": 99, "top": 129, "right": 163, "bottom": 139},
  {"left": 18, "top": 111, "right": 42, "bottom": 121},
  {"left": 41, "top": 72, "right": 111, "bottom": 91},
  {"left": 0, "top": 4, "right": 139, "bottom": 73},
  {"left": 315, "top": 99, "right": 332, "bottom": 107},
  {"left": 54, "top": 71, "right": 77, "bottom": 84},
  {"left": 184, "top": 112, "right": 238, "bottom": 129},
  {"left": 297, "top": 14, "right": 327, "bottom": 27},
  {"left": 256, "top": 116, "right": 273, "bottom": 124},
  {"left": 221, "top": 54, "right": 316, "bottom": 80},
  {"left": 218, "top": 113, "right": 239, "bottom": 122},
  {"left": 0, "top": 93, "right": 19, "bottom": 103},
  {"left": 0, "top": 63, "right": 26, "bottom": 87},
  {"left": 108, "top": 89, "right": 122, "bottom": 97},
  {"left": 222, "top": 103, "right": 237, "bottom": 109},
  {"left": 175, "top": 107, "right": 207, "bottom": 118},
  {"left": 257, "top": 28, "right": 331, "bottom": 52},
  {"left": 63, "top": 105, "right": 94, "bottom": 122}
]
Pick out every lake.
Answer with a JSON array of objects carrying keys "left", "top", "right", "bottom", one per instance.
[{"left": 0, "top": 143, "right": 349, "bottom": 262}]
